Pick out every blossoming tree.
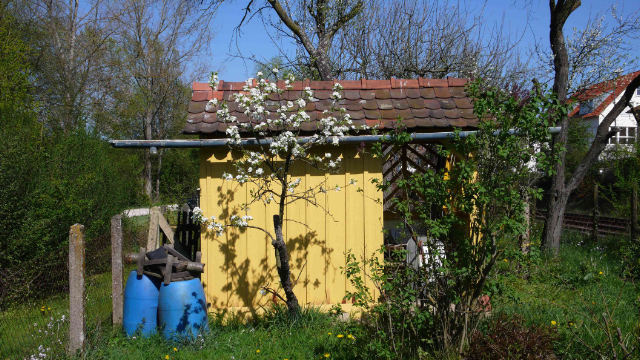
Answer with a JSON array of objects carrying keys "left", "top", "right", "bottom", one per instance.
[{"left": 195, "top": 71, "right": 363, "bottom": 314}]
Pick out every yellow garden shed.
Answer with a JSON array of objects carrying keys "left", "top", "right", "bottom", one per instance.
[{"left": 184, "top": 78, "right": 478, "bottom": 314}]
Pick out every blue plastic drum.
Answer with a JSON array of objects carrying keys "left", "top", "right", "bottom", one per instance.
[
  {"left": 158, "top": 278, "right": 209, "bottom": 340},
  {"left": 123, "top": 271, "right": 160, "bottom": 337}
]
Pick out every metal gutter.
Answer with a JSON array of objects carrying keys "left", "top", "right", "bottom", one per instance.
[{"left": 109, "top": 127, "right": 562, "bottom": 149}]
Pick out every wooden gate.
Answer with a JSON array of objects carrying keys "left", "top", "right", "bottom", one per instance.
[{"left": 168, "top": 205, "right": 201, "bottom": 262}]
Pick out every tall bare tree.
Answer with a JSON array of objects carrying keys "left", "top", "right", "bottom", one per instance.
[
  {"left": 235, "top": 0, "right": 363, "bottom": 80},
  {"left": 542, "top": 0, "right": 640, "bottom": 254},
  {"left": 102, "top": 0, "right": 214, "bottom": 200},
  {"left": 12, "top": 0, "right": 114, "bottom": 132},
  {"left": 337, "top": 0, "right": 529, "bottom": 86},
  {"left": 238, "top": 0, "right": 529, "bottom": 87}
]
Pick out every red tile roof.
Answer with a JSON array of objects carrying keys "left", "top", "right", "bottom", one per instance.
[
  {"left": 184, "top": 78, "right": 478, "bottom": 136},
  {"left": 569, "top": 71, "right": 640, "bottom": 118}
]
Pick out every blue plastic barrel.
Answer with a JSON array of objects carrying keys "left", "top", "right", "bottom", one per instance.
[
  {"left": 123, "top": 271, "right": 160, "bottom": 337},
  {"left": 158, "top": 278, "right": 209, "bottom": 340}
]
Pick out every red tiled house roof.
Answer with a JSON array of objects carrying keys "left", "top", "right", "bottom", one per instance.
[
  {"left": 184, "top": 78, "right": 477, "bottom": 136},
  {"left": 569, "top": 71, "right": 640, "bottom": 118}
]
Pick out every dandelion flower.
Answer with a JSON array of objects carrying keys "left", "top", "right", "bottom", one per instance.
[
  {"left": 173, "top": 347, "right": 178, "bottom": 352},
  {"left": 599, "top": 271, "right": 603, "bottom": 275},
  {"left": 165, "top": 355, "right": 170, "bottom": 360},
  {"left": 324, "top": 353, "right": 331, "bottom": 358},
  {"left": 347, "top": 334, "right": 355, "bottom": 340},
  {"left": 503, "top": 259, "right": 508, "bottom": 262},
  {"left": 551, "top": 320, "right": 557, "bottom": 326},
  {"left": 327, "top": 332, "right": 332, "bottom": 335},
  {"left": 256, "top": 349, "right": 260, "bottom": 353},
  {"left": 337, "top": 334, "right": 344, "bottom": 338}
]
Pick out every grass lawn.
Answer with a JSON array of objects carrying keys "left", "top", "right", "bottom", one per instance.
[
  {"left": 489, "top": 230, "right": 640, "bottom": 359},
  {"left": 84, "top": 309, "right": 360, "bottom": 360},
  {"left": 2, "top": 229, "right": 638, "bottom": 359},
  {"left": 0, "top": 270, "right": 113, "bottom": 359}
]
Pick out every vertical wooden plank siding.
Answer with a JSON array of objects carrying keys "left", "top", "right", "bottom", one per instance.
[
  {"left": 306, "top": 161, "right": 327, "bottom": 304},
  {"left": 325, "top": 155, "right": 346, "bottom": 305},
  {"left": 344, "top": 148, "right": 364, "bottom": 300},
  {"left": 200, "top": 149, "right": 230, "bottom": 308},
  {"left": 364, "top": 156, "right": 384, "bottom": 297},
  {"left": 199, "top": 145, "right": 382, "bottom": 313}
]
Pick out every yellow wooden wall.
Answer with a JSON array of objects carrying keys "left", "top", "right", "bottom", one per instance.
[{"left": 199, "top": 144, "right": 383, "bottom": 314}]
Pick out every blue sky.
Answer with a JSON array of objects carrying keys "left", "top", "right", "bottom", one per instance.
[{"left": 199, "top": 0, "right": 639, "bottom": 82}]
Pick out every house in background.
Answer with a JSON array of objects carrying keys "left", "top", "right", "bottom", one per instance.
[
  {"left": 569, "top": 71, "right": 640, "bottom": 147},
  {"left": 184, "top": 78, "right": 478, "bottom": 314}
]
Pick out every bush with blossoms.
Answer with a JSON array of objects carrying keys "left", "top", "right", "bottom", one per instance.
[{"left": 193, "top": 70, "right": 367, "bottom": 314}]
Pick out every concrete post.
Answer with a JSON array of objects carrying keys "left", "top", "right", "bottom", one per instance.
[
  {"left": 111, "top": 215, "right": 123, "bottom": 326},
  {"left": 68, "top": 224, "right": 85, "bottom": 355}
]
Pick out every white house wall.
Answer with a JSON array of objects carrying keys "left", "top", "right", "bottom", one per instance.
[{"left": 600, "top": 91, "right": 639, "bottom": 128}]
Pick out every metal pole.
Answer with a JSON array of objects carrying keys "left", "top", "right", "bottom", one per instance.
[{"left": 109, "top": 127, "right": 562, "bottom": 149}]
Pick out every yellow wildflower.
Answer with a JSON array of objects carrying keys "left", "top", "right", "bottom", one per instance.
[
  {"left": 324, "top": 354, "right": 330, "bottom": 358},
  {"left": 256, "top": 349, "right": 260, "bottom": 354},
  {"left": 337, "top": 334, "right": 344, "bottom": 338},
  {"left": 327, "top": 332, "right": 332, "bottom": 335},
  {"left": 165, "top": 355, "right": 170, "bottom": 360},
  {"left": 347, "top": 334, "right": 355, "bottom": 340},
  {"left": 551, "top": 320, "right": 557, "bottom": 326},
  {"left": 47, "top": 307, "right": 51, "bottom": 311},
  {"left": 173, "top": 347, "right": 178, "bottom": 352},
  {"left": 599, "top": 271, "right": 603, "bottom": 275},
  {"left": 503, "top": 259, "right": 508, "bottom": 263}
]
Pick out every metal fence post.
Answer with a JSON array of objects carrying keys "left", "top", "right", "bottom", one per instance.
[
  {"left": 68, "top": 224, "right": 85, "bottom": 355},
  {"left": 111, "top": 215, "right": 123, "bottom": 326}
]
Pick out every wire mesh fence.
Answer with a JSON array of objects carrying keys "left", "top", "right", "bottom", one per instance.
[{"left": 0, "top": 216, "right": 147, "bottom": 359}]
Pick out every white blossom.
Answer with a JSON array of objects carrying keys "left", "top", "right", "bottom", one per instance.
[{"left": 209, "top": 71, "right": 219, "bottom": 91}]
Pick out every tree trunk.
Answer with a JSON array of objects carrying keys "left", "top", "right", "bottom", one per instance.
[
  {"left": 143, "top": 109, "right": 153, "bottom": 199},
  {"left": 144, "top": 150, "right": 152, "bottom": 200},
  {"left": 272, "top": 214, "right": 300, "bottom": 315},
  {"left": 155, "top": 149, "right": 163, "bottom": 202},
  {"left": 314, "top": 45, "right": 332, "bottom": 81},
  {"left": 520, "top": 192, "right": 531, "bottom": 254},
  {"left": 632, "top": 182, "right": 639, "bottom": 242},
  {"left": 592, "top": 181, "right": 599, "bottom": 242},
  {"left": 542, "top": 0, "right": 579, "bottom": 254},
  {"left": 543, "top": 188, "right": 570, "bottom": 256}
]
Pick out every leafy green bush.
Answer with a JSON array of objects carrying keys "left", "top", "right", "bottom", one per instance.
[
  {"left": 345, "top": 80, "right": 559, "bottom": 357},
  {"left": 0, "top": 131, "right": 143, "bottom": 306}
]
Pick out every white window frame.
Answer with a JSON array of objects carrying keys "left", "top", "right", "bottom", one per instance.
[{"left": 609, "top": 126, "right": 637, "bottom": 144}]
